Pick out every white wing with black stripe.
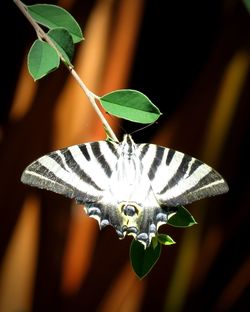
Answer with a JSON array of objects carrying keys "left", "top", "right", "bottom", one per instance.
[
  {"left": 22, "top": 140, "right": 119, "bottom": 201},
  {"left": 138, "top": 143, "right": 227, "bottom": 207},
  {"left": 21, "top": 134, "right": 228, "bottom": 248}
]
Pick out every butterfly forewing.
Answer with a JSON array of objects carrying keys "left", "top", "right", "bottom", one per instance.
[
  {"left": 21, "top": 140, "right": 120, "bottom": 202},
  {"left": 139, "top": 143, "right": 229, "bottom": 207}
]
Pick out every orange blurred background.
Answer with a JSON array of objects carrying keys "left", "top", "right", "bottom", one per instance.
[{"left": 0, "top": 0, "right": 249, "bottom": 311}]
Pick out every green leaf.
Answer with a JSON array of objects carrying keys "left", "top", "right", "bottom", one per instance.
[
  {"left": 243, "top": 0, "right": 250, "bottom": 13},
  {"left": 28, "top": 39, "right": 60, "bottom": 80},
  {"left": 48, "top": 28, "right": 74, "bottom": 65},
  {"left": 27, "top": 4, "right": 83, "bottom": 43},
  {"left": 100, "top": 89, "right": 162, "bottom": 124},
  {"left": 168, "top": 206, "right": 197, "bottom": 227},
  {"left": 130, "top": 238, "right": 161, "bottom": 279},
  {"left": 157, "top": 234, "right": 176, "bottom": 245}
]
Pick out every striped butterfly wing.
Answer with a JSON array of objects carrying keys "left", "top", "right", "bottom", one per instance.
[
  {"left": 138, "top": 142, "right": 229, "bottom": 207},
  {"left": 21, "top": 139, "right": 145, "bottom": 239},
  {"left": 21, "top": 135, "right": 229, "bottom": 248},
  {"left": 21, "top": 140, "right": 120, "bottom": 204}
]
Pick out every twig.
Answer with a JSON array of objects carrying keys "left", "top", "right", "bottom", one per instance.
[{"left": 13, "top": 0, "right": 118, "bottom": 142}]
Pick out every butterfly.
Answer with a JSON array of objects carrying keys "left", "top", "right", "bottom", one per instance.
[{"left": 21, "top": 134, "right": 229, "bottom": 248}]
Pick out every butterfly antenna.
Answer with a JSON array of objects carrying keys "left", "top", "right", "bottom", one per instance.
[{"left": 130, "top": 121, "right": 157, "bottom": 135}]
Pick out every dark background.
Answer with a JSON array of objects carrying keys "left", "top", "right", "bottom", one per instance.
[{"left": 1, "top": 0, "right": 249, "bottom": 311}]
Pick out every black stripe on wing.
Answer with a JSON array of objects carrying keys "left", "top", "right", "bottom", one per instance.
[
  {"left": 106, "top": 141, "right": 120, "bottom": 159},
  {"left": 160, "top": 154, "right": 194, "bottom": 193},
  {"left": 79, "top": 144, "right": 91, "bottom": 161},
  {"left": 139, "top": 144, "right": 149, "bottom": 161},
  {"left": 166, "top": 149, "right": 175, "bottom": 165},
  {"left": 139, "top": 143, "right": 229, "bottom": 207},
  {"left": 189, "top": 158, "right": 203, "bottom": 176},
  {"left": 62, "top": 149, "right": 103, "bottom": 190},
  {"left": 21, "top": 160, "right": 98, "bottom": 202},
  {"left": 148, "top": 147, "right": 164, "bottom": 180},
  {"left": 21, "top": 139, "right": 122, "bottom": 202},
  {"left": 164, "top": 170, "right": 228, "bottom": 206},
  {"left": 49, "top": 153, "right": 69, "bottom": 171},
  {"left": 90, "top": 143, "right": 112, "bottom": 177}
]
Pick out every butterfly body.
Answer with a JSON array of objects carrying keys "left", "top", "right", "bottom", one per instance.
[{"left": 21, "top": 134, "right": 228, "bottom": 247}]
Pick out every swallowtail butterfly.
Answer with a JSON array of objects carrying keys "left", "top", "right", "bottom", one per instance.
[{"left": 21, "top": 134, "right": 228, "bottom": 248}]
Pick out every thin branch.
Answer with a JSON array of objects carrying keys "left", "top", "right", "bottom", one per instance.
[{"left": 13, "top": 0, "right": 118, "bottom": 142}]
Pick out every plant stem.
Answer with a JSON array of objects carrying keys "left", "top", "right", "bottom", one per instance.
[{"left": 13, "top": 0, "right": 118, "bottom": 142}]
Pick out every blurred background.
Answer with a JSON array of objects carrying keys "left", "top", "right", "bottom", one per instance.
[{"left": 0, "top": 0, "right": 249, "bottom": 311}]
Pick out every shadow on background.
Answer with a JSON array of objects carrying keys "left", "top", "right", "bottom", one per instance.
[{"left": 0, "top": 0, "right": 249, "bottom": 311}]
